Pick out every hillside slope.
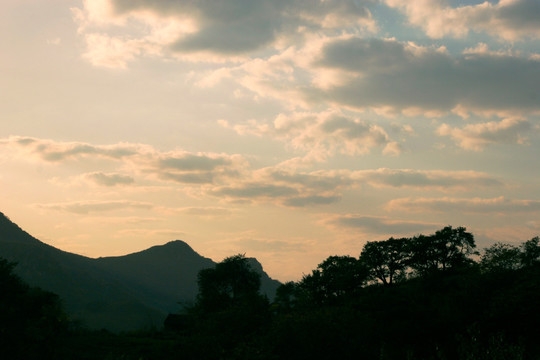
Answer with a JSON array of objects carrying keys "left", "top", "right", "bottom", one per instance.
[{"left": 0, "top": 212, "right": 281, "bottom": 331}]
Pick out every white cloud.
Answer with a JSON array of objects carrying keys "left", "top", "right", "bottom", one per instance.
[
  {"left": 352, "top": 168, "right": 503, "bottom": 191},
  {"left": 316, "top": 37, "right": 540, "bottom": 114},
  {"left": 223, "top": 109, "right": 399, "bottom": 157},
  {"left": 0, "top": 136, "right": 506, "bottom": 210},
  {"left": 0, "top": 136, "right": 248, "bottom": 186},
  {"left": 206, "top": 167, "right": 503, "bottom": 206},
  {"left": 386, "top": 0, "right": 540, "bottom": 41},
  {"left": 46, "top": 38, "right": 61, "bottom": 46},
  {"left": 85, "top": 172, "right": 135, "bottom": 186},
  {"left": 206, "top": 168, "right": 351, "bottom": 207},
  {"left": 72, "top": 2, "right": 540, "bottom": 117},
  {"left": 210, "top": 183, "right": 300, "bottom": 202},
  {"left": 73, "top": 0, "right": 377, "bottom": 67},
  {"left": 325, "top": 214, "right": 439, "bottom": 234},
  {"left": 386, "top": 196, "right": 540, "bottom": 214},
  {"left": 175, "top": 207, "right": 235, "bottom": 218},
  {"left": 151, "top": 151, "right": 248, "bottom": 184},
  {"left": 114, "top": 228, "right": 187, "bottom": 239},
  {"left": 36, "top": 200, "right": 154, "bottom": 214},
  {"left": 283, "top": 194, "right": 342, "bottom": 207},
  {"left": 1, "top": 135, "right": 145, "bottom": 161},
  {"left": 233, "top": 237, "right": 307, "bottom": 252},
  {"left": 113, "top": 0, "right": 376, "bottom": 52},
  {"left": 78, "top": 216, "right": 162, "bottom": 225},
  {"left": 437, "top": 117, "right": 534, "bottom": 150},
  {"left": 82, "top": 33, "right": 153, "bottom": 69}
]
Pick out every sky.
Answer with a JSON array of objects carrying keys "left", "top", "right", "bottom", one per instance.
[{"left": 1, "top": 0, "right": 539, "bottom": 281}]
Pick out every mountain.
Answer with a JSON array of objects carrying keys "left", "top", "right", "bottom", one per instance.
[
  {"left": 95, "top": 240, "right": 215, "bottom": 314},
  {"left": 0, "top": 212, "right": 281, "bottom": 332},
  {"left": 95, "top": 242, "right": 281, "bottom": 313}
]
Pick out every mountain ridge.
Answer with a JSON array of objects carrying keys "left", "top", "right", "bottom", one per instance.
[{"left": 0, "top": 211, "right": 281, "bottom": 331}]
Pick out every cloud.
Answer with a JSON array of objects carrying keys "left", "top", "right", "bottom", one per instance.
[
  {"left": 233, "top": 237, "right": 307, "bottom": 252},
  {"left": 114, "top": 228, "right": 187, "bottom": 239},
  {"left": 211, "top": 183, "right": 300, "bottom": 200},
  {"left": 159, "top": 153, "right": 230, "bottom": 171},
  {"left": 2, "top": 136, "right": 144, "bottom": 161},
  {"left": 112, "top": 0, "right": 375, "bottom": 53},
  {"left": 315, "top": 37, "right": 540, "bottom": 114},
  {"left": 176, "top": 207, "right": 234, "bottom": 218},
  {"left": 81, "top": 33, "right": 156, "bottom": 69},
  {"left": 206, "top": 167, "right": 501, "bottom": 207},
  {"left": 153, "top": 152, "right": 245, "bottom": 184},
  {"left": 36, "top": 200, "right": 154, "bottom": 214},
  {"left": 85, "top": 172, "right": 135, "bottom": 186},
  {"left": 0, "top": 136, "right": 247, "bottom": 186},
  {"left": 352, "top": 168, "right": 503, "bottom": 191},
  {"left": 207, "top": 168, "right": 352, "bottom": 206},
  {"left": 72, "top": 0, "right": 194, "bottom": 67},
  {"left": 283, "top": 194, "right": 342, "bottom": 207},
  {"left": 78, "top": 216, "right": 162, "bottom": 224},
  {"left": 437, "top": 117, "right": 534, "bottom": 150},
  {"left": 46, "top": 38, "right": 61, "bottom": 46},
  {"left": 386, "top": 0, "right": 540, "bottom": 41},
  {"left": 74, "top": 0, "right": 376, "bottom": 67},
  {"left": 223, "top": 109, "right": 399, "bottom": 157},
  {"left": 325, "top": 214, "right": 439, "bottom": 234},
  {"left": 386, "top": 196, "right": 540, "bottom": 214},
  {"left": 526, "top": 221, "right": 540, "bottom": 231},
  {"left": 268, "top": 168, "right": 501, "bottom": 193},
  {"left": 268, "top": 169, "right": 355, "bottom": 191},
  {"left": 1, "top": 136, "right": 505, "bottom": 212},
  {"left": 72, "top": 2, "right": 540, "bottom": 117}
]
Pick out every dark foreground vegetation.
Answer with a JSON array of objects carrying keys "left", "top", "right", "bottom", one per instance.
[{"left": 2, "top": 226, "right": 540, "bottom": 359}]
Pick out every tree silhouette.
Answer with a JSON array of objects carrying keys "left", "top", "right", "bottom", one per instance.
[
  {"left": 359, "top": 237, "right": 408, "bottom": 286},
  {"left": 186, "top": 254, "right": 270, "bottom": 358},
  {"left": 316, "top": 255, "right": 367, "bottom": 297},
  {"left": 0, "top": 258, "right": 67, "bottom": 359},
  {"left": 481, "top": 242, "right": 522, "bottom": 272},
  {"left": 408, "top": 226, "right": 477, "bottom": 275},
  {"left": 273, "top": 281, "right": 296, "bottom": 311},
  {"left": 297, "top": 255, "right": 368, "bottom": 305},
  {"left": 196, "top": 254, "right": 262, "bottom": 313},
  {"left": 520, "top": 236, "right": 540, "bottom": 267}
]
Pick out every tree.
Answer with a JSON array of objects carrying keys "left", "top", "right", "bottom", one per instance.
[
  {"left": 0, "top": 258, "right": 67, "bottom": 359},
  {"left": 196, "top": 254, "right": 262, "bottom": 313},
  {"left": 274, "top": 281, "right": 297, "bottom": 311},
  {"left": 480, "top": 242, "right": 522, "bottom": 272},
  {"left": 189, "top": 254, "right": 270, "bottom": 357},
  {"left": 297, "top": 255, "right": 368, "bottom": 304},
  {"left": 408, "top": 226, "right": 477, "bottom": 275},
  {"left": 316, "top": 255, "right": 367, "bottom": 298},
  {"left": 359, "top": 237, "right": 408, "bottom": 286},
  {"left": 520, "top": 236, "right": 540, "bottom": 267}
]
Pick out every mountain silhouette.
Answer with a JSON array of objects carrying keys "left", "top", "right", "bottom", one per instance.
[{"left": 0, "top": 211, "right": 280, "bottom": 331}]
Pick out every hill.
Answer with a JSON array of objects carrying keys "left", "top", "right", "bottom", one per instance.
[{"left": 0, "top": 211, "right": 280, "bottom": 331}]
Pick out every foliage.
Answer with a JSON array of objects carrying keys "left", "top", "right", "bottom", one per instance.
[
  {"left": 196, "top": 254, "right": 263, "bottom": 312},
  {"left": 359, "top": 237, "right": 408, "bottom": 286},
  {"left": 481, "top": 236, "right": 540, "bottom": 273},
  {"left": 157, "top": 227, "right": 536, "bottom": 359},
  {"left": 408, "top": 226, "right": 477, "bottom": 275},
  {"left": 296, "top": 255, "right": 368, "bottom": 305},
  {"left": 481, "top": 242, "right": 522, "bottom": 272},
  {"left": 0, "top": 258, "right": 68, "bottom": 359},
  {"left": 3, "top": 227, "right": 540, "bottom": 359},
  {"left": 520, "top": 236, "right": 540, "bottom": 267},
  {"left": 185, "top": 254, "right": 271, "bottom": 358},
  {"left": 357, "top": 226, "right": 477, "bottom": 285},
  {"left": 273, "top": 280, "right": 296, "bottom": 311}
]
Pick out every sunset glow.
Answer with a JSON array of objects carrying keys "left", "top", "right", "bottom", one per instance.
[{"left": 2, "top": 0, "right": 539, "bottom": 281}]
